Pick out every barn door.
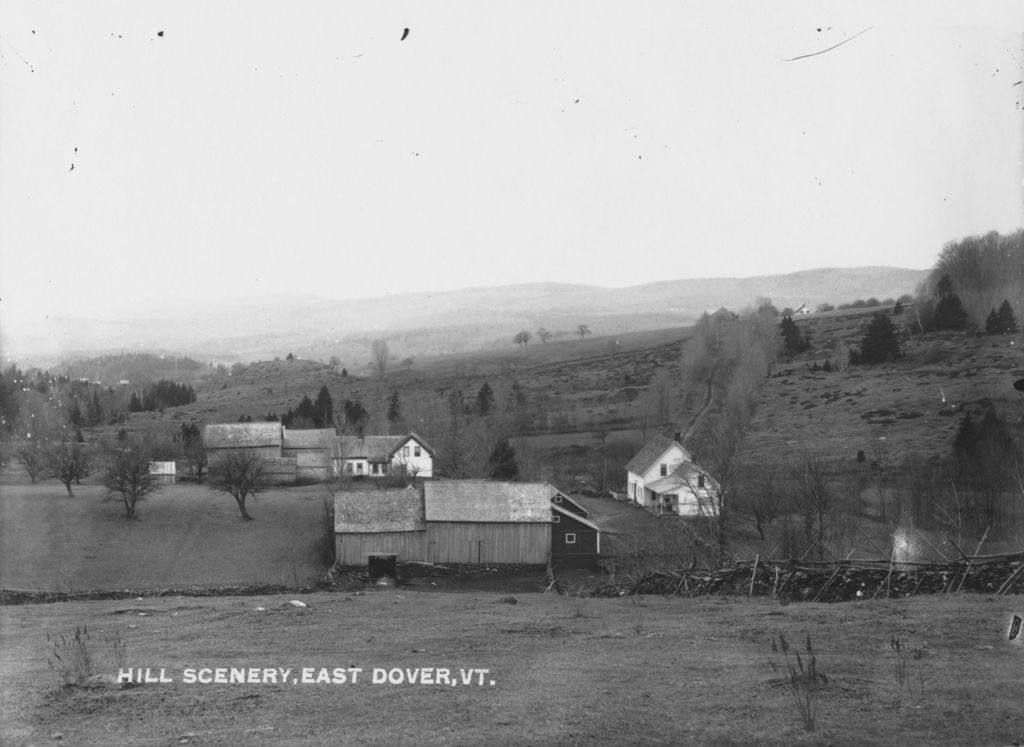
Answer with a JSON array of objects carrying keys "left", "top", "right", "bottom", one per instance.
[{"left": 470, "top": 540, "right": 482, "bottom": 563}]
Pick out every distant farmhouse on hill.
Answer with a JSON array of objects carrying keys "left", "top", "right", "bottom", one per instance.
[
  {"left": 337, "top": 432, "right": 435, "bottom": 478},
  {"left": 202, "top": 423, "right": 433, "bottom": 484}
]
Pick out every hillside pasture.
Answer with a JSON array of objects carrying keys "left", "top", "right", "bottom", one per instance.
[
  {"left": 2, "top": 590, "right": 1023, "bottom": 745},
  {"left": 745, "top": 322, "right": 1024, "bottom": 469},
  {"left": 0, "top": 476, "right": 330, "bottom": 593}
]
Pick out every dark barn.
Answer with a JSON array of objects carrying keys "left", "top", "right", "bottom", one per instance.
[{"left": 551, "top": 503, "right": 601, "bottom": 570}]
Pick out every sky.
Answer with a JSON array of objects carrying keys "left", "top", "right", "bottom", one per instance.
[{"left": 0, "top": 1, "right": 1022, "bottom": 326}]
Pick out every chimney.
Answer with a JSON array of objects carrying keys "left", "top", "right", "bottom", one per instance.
[{"left": 673, "top": 431, "right": 681, "bottom": 443}]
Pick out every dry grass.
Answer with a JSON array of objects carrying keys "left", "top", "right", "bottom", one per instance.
[
  {"left": 745, "top": 311, "right": 1024, "bottom": 469},
  {"left": 2, "top": 592, "right": 1024, "bottom": 745},
  {"left": 0, "top": 477, "right": 330, "bottom": 592}
]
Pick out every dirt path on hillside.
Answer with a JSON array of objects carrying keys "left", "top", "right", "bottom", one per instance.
[{"left": 680, "top": 368, "right": 715, "bottom": 445}]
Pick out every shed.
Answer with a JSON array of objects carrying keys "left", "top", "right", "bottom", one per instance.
[
  {"left": 333, "top": 488, "right": 426, "bottom": 565},
  {"left": 423, "top": 481, "right": 552, "bottom": 564},
  {"left": 148, "top": 461, "right": 176, "bottom": 485},
  {"left": 551, "top": 503, "right": 601, "bottom": 569}
]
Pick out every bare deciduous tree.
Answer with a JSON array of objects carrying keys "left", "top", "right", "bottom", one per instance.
[
  {"left": 576, "top": 324, "right": 590, "bottom": 339},
  {"left": 45, "top": 439, "right": 91, "bottom": 497},
  {"left": 18, "top": 438, "right": 48, "bottom": 482},
  {"left": 210, "top": 449, "right": 266, "bottom": 520},
  {"left": 103, "top": 443, "right": 160, "bottom": 518},
  {"left": 795, "top": 452, "right": 837, "bottom": 559},
  {"left": 371, "top": 339, "right": 390, "bottom": 381}
]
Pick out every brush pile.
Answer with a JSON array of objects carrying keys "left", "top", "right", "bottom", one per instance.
[{"left": 581, "top": 551, "right": 1024, "bottom": 602}]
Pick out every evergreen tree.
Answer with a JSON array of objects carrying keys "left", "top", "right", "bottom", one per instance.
[
  {"left": 293, "top": 394, "right": 317, "bottom": 428},
  {"left": 997, "top": 299, "right": 1019, "bottom": 334},
  {"left": 342, "top": 399, "right": 368, "bottom": 436},
  {"left": 892, "top": 299, "right": 904, "bottom": 315},
  {"left": 387, "top": 391, "right": 402, "bottom": 424},
  {"left": 67, "top": 399, "right": 85, "bottom": 428},
  {"left": 314, "top": 386, "right": 334, "bottom": 428},
  {"left": 928, "top": 274, "right": 970, "bottom": 331},
  {"left": 986, "top": 308, "right": 1002, "bottom": 334},
  {"left": 488, "top": 438, "right": 519, "bottom": 480},
  {"left": 779, "top": 316, "right": 810, "bottom": 357},
  {"left": 86, "top": 391, "right": 103, "bottom": 427},
  {"left": 476, "top": 381, "right": 495, "bottom": 416},
  {"left": 855, "top": 312, "right": 901, "bottom": 364}
]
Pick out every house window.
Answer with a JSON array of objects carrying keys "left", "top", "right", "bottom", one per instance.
[
  {"left": 552, "top": 515, "right": 560, "bottom": 523},
  {"left": 660, "top": 464, "right": 667, "bottom": 476},
  {"left": 565, "top": 533, "right": 576, "bottom": 544},
  {"left": 553, "top": 495, "right": 562, "bottom": 503},
  {"left": 697, "top": 475, "right": 705, "bottom": 488},
  {"left": 414, "top": 446, "right": 421, "bottom": 457},
  {"left": 403, "top": 446, "right": 410, "bottom": 457},
  {"left": 356, "top": 463, "right": 363, "bottom": 474}
]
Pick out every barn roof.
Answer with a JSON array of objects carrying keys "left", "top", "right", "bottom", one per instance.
[
  {"left": 423, "top": 481, "right": 554, "bottom": 523},
  {"left": 204, "top": 422, "right": 282, "bottom": 449},
  {"left": 625, "top": 435, "right": 689, "bottom": 474},
  {"left": 551, "top": 491, "right": 589, "bottom": 517},
  {"left": 334, "top": 488, "right": 425, "bottom": 533},
  {"left": 339, "top": 432, "right": 435, "bottom": 461},
  {"left": 282, "top": 427, "right": 337, "bottom": 449},
  {"left": 552, "top": 503, "right": 601, "bottom": 532}
]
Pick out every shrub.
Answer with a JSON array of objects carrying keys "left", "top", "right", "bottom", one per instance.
[
  {"left": 47, "top": 625, "right": 127, "bottom": 687},
  {"left": 769, "top": 633, "right": 826, "bottom": 732}
]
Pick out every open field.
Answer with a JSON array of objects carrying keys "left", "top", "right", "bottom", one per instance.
[
  {"left": 2, "top": 590, "right": 1023, "bottom": 745},
  {"left": 0, "top": 476, "right": 330, "bottom": 592}
]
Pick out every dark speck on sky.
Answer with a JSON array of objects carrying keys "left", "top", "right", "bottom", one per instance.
[
  {"left": 157, "top": 30, "right": 164, "bottom": 37},
  {"left": 401, "top": 28, "right": 409, "bottom": 41}
]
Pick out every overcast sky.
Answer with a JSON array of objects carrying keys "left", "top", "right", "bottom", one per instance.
[{"left": 0, "top": 2, "right": 1021, "bottom": 326}]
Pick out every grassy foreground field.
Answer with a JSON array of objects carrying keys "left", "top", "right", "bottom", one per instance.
[
  {"left": 2, "top": 591, "right": 1023, "bottom": 745},
  {"left": 0, "top": 476, "right": 330, "bottom": 592}
]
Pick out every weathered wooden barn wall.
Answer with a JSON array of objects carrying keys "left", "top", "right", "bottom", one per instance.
[
  {"left": 426, "top": 523, "right": 550, "bottom": 564},
  {"left": 334, "top": 531, "right": 427, "bottom": 566},
  {"left": 206, "top": 444, "right": 281, "bottom": 461},
  {"left": 294, "top": 452, "right": 331, "bottom": 483},
  {"left": 262, "top": 457, "right": 297, "bottom": 486}
]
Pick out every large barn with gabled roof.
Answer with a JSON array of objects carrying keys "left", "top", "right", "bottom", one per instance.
[
  {"left": 422, "top": 480, "right": 552, "bottom": 564},
  {"left": 203, "top": 422, "right": 297, "bottom": 485}
]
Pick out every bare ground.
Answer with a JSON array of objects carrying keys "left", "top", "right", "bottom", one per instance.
[{"left": 2, "top": 591, "right": 1023, "bottom": 745}]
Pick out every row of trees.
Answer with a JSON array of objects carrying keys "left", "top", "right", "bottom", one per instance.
[
  {"left": 916, "top": 230, "right": 1024, "bottom": 330},
  {"left": 127, "top": 380, "right": 197, "bottom": 413},
  {"left": 513, "top": 325, "right": 591, "bottom": 346}
]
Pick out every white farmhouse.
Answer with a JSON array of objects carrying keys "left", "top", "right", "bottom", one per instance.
[
  {"left": 337, "top": 431, "right": 435, "bottom": 478},
  {"left": 625, "top": 434, "right": 717, "bottom": 517}
]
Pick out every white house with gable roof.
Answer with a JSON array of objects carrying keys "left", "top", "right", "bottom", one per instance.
[{"left": 625, "top": 434, "right": 717, "bottom": 517}]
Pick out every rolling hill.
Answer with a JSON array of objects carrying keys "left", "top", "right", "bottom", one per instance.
[{"left": 3, "top": 267, "right": 927, "bottom": 365}]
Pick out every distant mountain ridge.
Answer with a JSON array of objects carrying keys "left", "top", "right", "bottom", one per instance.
[{"left": 3, "top": 267, "right": 928, "bottom": 365}]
